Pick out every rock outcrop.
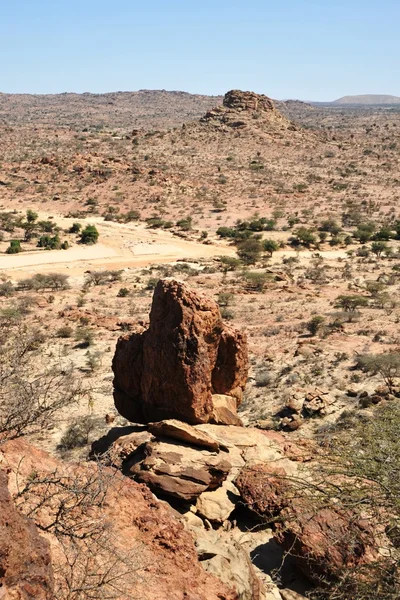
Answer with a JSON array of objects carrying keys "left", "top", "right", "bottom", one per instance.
[
  {"left": 96, "top": 422, "right": 298, "bottom": 516},
  {"left": 223, "top": 89, "right": 275, "bottom": 113},
  {"left": 1, "top": 438, "right": 237, "bottom": 600},
  {"left": 113, "top": 279, "right": 248, "bottom": 425},
  {"left": 0, "top": 470, "right": 54, "bottom": 599},
  {"left": 200, "top": 89, "right": 297, "bottom": 134}
]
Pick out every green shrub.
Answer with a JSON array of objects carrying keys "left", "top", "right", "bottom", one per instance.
[
  {"left": 6, "top": 240, "right": 22, "bottom": 254},
  {"left": 237, "top": 238, "right": 263, "bottom": 264},
  {"left": 243, "top": 271, "right": 271, "bottom": 291},
  {"left": 263, "top": 239, "right": 279, "bottom": 256},
  {"left": 37, "top": 234, "right": 61, "bottom": 250},
  {"left": 75, "top": 327, "right": 94, "bottom": 348},
  {"left": 117, "top": 287, "right": 130, "bottom": 297},
  {"left": 306, "top": 315, "right": 325, "bottom": 336},
  {"left": 69, "top": 222, "right": 82, "bottom": 233},
  {"left": 80, "top": 225, "right": 99, "bottom": 245}
]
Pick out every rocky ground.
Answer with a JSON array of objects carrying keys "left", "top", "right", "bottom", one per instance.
[{"left": 0, "top": 90, "right": 399, "bottom": 599}]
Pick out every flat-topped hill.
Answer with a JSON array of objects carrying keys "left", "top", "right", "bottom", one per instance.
[{"left": 333, "top": 94, "right": 400, "bottom": 105}]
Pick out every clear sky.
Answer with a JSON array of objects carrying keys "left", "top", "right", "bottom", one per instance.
[{"left": 1, "top": 0, "right": 399, "bottom": 100}]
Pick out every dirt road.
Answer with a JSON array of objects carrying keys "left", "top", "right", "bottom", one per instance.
[{"left": 0, "top": 215, "right": 236, "bottom": 279}]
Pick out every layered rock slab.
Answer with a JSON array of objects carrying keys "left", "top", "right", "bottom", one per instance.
[
  {"left": 113, "top": 278, "right": 248, "bottom": 425},
  {"left": 125, "top": 438, "right": 231, "bottom": 502}
]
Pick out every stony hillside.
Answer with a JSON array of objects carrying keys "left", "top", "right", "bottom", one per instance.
[{"left": 0, "top": 89, "right": 223, "bottom": 129}]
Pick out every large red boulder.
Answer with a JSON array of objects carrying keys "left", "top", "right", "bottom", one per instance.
[
  {"left": 273, "top": 498, "right": 378, "bottom": 582},
  {"left": 113, "top": 279, "right": 248, "bottom": 425},
  {"left": 235, "top": 464, "right": 290, "bottom": 519}
]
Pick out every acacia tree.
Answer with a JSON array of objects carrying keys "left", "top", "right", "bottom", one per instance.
[
  {"left": 263, "top": 239, "right": 280, "bottom": 257},
  {"left": 357, "top": 352, "right": 400, "bottom": 392},
  {"left": 335, "top": 295, "right": 369, "bottom": 312}
]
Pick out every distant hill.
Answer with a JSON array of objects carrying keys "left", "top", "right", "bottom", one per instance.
[
  {"left": 333, "top": 94, "right": 400, "bottom": 105},
  {"left": 0, "top": 90, "right": 223, "bottom": 129}
]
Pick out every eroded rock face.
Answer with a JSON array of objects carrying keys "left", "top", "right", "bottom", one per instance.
[
  {"left": 1, "top": 439, "right": 237, "bottom": 600},
  {"left": 223, "top": 89, "right": 275, "bottom": 113},
  {"left": 113, "top": 279, "right": 248, "bottom": 425},
  {"left": 195, "top": 529, "right": 263, "bottom": 600},
  {"left": 125, "top": 439, "right": 232, "bottom": 502},
  {"left": 0, "top": 470, "right": 54, "bottom": 599}
]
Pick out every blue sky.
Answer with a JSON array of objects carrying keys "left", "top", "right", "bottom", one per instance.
[{"left": 1, "top": 0, "right": 399, "bottom": 100}]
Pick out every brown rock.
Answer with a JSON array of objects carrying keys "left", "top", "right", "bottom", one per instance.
[
  {"left": 113, "top": 279, "right": 248, "bottom": 425},
  {"left": 210, "top": 394, "right": 243, "bottom": 426},
  {"left": 113, "top": 332, "right": 145, "bottom": 422},
  {"left": 212, "top": 325, "right": 248, "bottom": 401},
  {"left": 1, "top": 439, "right": 237, "bottom": 600},
  {"left": 235, "top": 465, "right": 290, "bottom": 520},
  {"left": 125, "top": 439, "right": 232, "bottom": 502},
  {"left": 0, "top": 470, "right": 54, "bottom": 599},
  {"left": 273, "top": 498, "right": 378, "bottom": 582},
  {"left": 302, "top": 394, "right": 326, "bottom": 417},
  {"left": 148, "top": 419, "right": 221, "bottom": 451},
  {"left": 286, "top": 395, "right": 303, "bottom": 414},
  {"left": 91, "top": 427, "right": 153, "bottom": 467}
]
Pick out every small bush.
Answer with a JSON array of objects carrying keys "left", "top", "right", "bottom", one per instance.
[
  {"left": 255, "top": 370, "right": 273, "bottom": 387},
  {"left": 56, "top": 326, "right": 74, "bottom": 338},
  {"left": 75, "top": 327, "right": 94, "bottom": 348},
  {"left": 6, "top": 240, "right": 22, "bottom": 254},
  {"left": 58, "top": 416, "right": 96, "bottom": 452},
  {"left": 117, "top": 287, "right": 130, "bottom": 297},
  {"left": 306, "top": 315, "right": 325, "bottom": 336},
  {"left": 80, "top": 224, "right": 99, "bottom": 245},
  {"left": 220, "top": 307, "right": 234, "bottom": 320},
  {"left": 69, "top": 222, "right": 82, "bottom": 233},
  {"left": 146, "top": 277, "right": 158, "bottom": 290},
  {"left": 0, "top": 281, "right": 14, "bottom": 297}
]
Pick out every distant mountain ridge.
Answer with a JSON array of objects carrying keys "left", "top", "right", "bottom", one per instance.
[{"left": 333, "top": 94, "right": 400, "bottom": 105}]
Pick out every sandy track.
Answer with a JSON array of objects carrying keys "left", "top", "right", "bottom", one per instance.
[
  {"left": 0, "top": 211, "right": 351, "bottom": 281},
  {"left": 0, "top": 215, "right": 236, "bottom": 279}
]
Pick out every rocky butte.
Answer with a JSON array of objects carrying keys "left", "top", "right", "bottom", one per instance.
[
  {"left": 112, "top": 278, "right": 249, "bottom": 426},
  {"left": 199, "top": 89, "right": 298, "bottom": 133}
]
